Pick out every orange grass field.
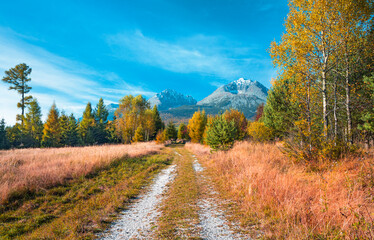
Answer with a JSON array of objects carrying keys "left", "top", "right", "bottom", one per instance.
[
  {"left": 0, "top": 142, "right": 163, "bottom": 204},
  {"left": 186, "top": 142, "right": 374, "bottom": 238}
]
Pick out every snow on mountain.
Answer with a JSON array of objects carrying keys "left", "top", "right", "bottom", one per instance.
[
  {"left": 148, "top": 89, "right": 197, "bottom": 111},
  {"left": 197, "top": 78, "right": 267, "bottom": 107}
]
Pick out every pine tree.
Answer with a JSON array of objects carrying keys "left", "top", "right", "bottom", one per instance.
[
  {"left": 188, "top": 110, "right": 207, "bottom": 143},
  {"left": 177, "top": 123, "right": 189, "bottom": 140},
  {"left": 79, "top": 102, "right": 95, "bottom": 145},
  {"left": 23, "top": 99, "right": 43, "bottom": 147},
  {"left": 152, "top": 105, "right": 163, "bottom": 138},
  {"left": 206, "top": 115, "right": 237, "bottom": 151},
  {"left": 133, "top": 125, "right": 145, "bottom": 142},
  {"left": 165, "top": 121, "right": 177, "bottom": 140},
  {"left": 42, "top": 103, "right": 61, "bottom": 147},
  {"left": 0, "top": 119, "right": 9, "bottom": 149},
  {"left": 2, "top": 63, "right": 33, "bottom": 125},
  {"left": 94, "top": 98, "right": 109, "bottom": 144},
  {"left": 67, "top": 114, "right": 80, "bottom": 146},
  {"left": 59, "top": 112, "right": 70, "bottom": 146}
]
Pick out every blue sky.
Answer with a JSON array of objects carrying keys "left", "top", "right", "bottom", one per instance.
[{"left": 0, "top": 0, "right": 288, "bottom": 124}]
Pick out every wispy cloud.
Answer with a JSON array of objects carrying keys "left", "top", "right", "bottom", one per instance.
[
  {"left": 107, "top": 30, "right": 248, "bottom": 79},
  {"left": 0, "top": 27, "right": 153, "bottom": 125}
]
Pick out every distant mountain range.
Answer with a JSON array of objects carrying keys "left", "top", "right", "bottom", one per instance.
[{"left": 105, "top": 78, "right": 268, "bottom": 123}]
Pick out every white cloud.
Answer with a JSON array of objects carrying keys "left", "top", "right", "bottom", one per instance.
[
  {"left": 107, "top": 31, "right": 244, "bottom": 79},
  {"left": 0, "top": 27, "right": 153, "bottom": 125}
]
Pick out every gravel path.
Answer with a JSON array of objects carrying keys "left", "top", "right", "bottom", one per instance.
[
  {"left": 99, "top": 164, "right": 176, "bottom": 240},
  {"left": 192, "top": 155, "right": 250, "bottom": 240}
]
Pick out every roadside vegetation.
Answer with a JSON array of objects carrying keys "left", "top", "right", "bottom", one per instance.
[
  {"left": 0, "top": 144, "right": 171, "bottom": 239},
  {"left": 186, "top": 142, "right": 374, "bottom": 238}
]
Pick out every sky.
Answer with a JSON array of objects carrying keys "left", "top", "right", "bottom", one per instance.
[{"left": 0, "top": 0, "right": 288, "bottom": 125}]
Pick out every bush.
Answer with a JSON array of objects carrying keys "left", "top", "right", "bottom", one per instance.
[
  {"left": 247, "top": 121, "right": 273, "bottom": 142},
  {"left": 155, "top": 130, "right": 167, "bottom": 144}
]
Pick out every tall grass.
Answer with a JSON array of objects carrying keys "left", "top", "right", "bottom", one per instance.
[
  {"left": 0, "top": 142, "right": 163, "bottom": 204},
  {"left": 186, "top": 141, "right": 374, "bottom": 238}
]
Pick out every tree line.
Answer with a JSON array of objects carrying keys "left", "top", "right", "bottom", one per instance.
[{"left": 0, "top": 63, "right": 166, "bottom": 149}]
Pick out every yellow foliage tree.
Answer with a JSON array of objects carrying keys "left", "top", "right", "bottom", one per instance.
[{"left": 188, "top": 110, "right": 207, "bottom": 143}]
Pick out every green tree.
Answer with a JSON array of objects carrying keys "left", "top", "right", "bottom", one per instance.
[
  {"left": 177, "top": 123, "right": 189, "bottom": 140},
  {"left": 206, "top": 115, "right": 237, "bottom": 151},
  {"left": 106, "top": 119, "right": 120, "bottom": 143},
  {"left": 2, "top": 63, "right": 33, "bottom": 124},
  {"left": 42, "top": 103, "right": 61, "bottom": 147},
  {"left": 188, "top": 110, "right": 207, "bottom": 143},
  {"left": 0, "top": 119, "right": 9, "bottom": 149},
  {"left": 79, "top": 102, "right": 95, "bottom": 145},
  {"left": 59, "top": 112, "right": 70, "bottom": 146},
  {"left": 358, "top": 73, "right": 374, "bottom": 146},
  {"left": 94, "top": 98, "right": 109, "bottom": 144},
  {"left": 262, "top": 78, "right": 300, "bottom": 139},
  {"left": 133, "top": 125, "right": 145, "bottom": 142},
  {"left": 165, "top": 121, "right": 177, "bottom": 140},
  {"left": 23, "top": 99, "right": 43, "bottom": 147},
  {"left": 152, "top": 105, "right": 163, "bottom": 138}
]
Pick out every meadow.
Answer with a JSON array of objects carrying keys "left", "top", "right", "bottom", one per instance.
[
  {"left": 186, "top": 141, "right": 374, "bottom": 239},
  {"left": 0, "top": 143, "right": 162, "bottom": 204}
]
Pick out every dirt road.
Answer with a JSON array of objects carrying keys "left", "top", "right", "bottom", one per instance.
[{"left": 100, "top": 146, "right": 250, "bottom": 239}]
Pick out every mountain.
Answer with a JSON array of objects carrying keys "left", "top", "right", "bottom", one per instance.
[
  {"left": 148, "top": 89, "right": 197, "bottom": 111},
  {"left": 104, "top": 78, "right": 268, "bottom": 123},
  {"left": 161, "top": 78, "right": 268, "bottom": 122}
]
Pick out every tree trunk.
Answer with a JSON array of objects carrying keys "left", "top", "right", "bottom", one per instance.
[
  {"left": 322, "top": 67, "right": 328, "bottom": 140},
  {"left": 333, "top": 74, "right": 338, "bottom": 143},
  {"left": 345, "top": 47, "right": 353, "bottom": 145}
]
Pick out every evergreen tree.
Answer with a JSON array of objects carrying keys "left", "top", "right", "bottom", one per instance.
[
  {"left": 94, "top": 98, "right": 109, "bottom": 144},
  {"left": 133, "top": 125, "right": 145, "bottom": 142},
  {"left": 59, "top": 112, "right": 70, "bottom": 146},
  {"left": 79, "top": 102, "right": 95, "bottom": 145},
  {"left": 152, "top": 105, "right": 163, "bottom": 138},
  {"left": 165, "top": 121, "right": 177, "bottom": 140},
  {"left": 262, "top": 78, "right": 300, "bottom": 139},
  {"left": 206, "top": 115, "right": 237, "bottom": 151},
  {"left": 0, "top": 119, "right": 9, "bottom": 149},
  {"left": 23, "top": 99, "right": 43, "bottom": 147},
  {"left": 6, "top": 124, "right": 23, "bottom": 148},
  {"left": 2, "top": 63, "right": 33, "bottom": 125},
  {"left": 42, "top": 103, "right": 61, "bottom": 147},
  {"left": 177, "top": 123, "right": 189, "bottom": 140},
  {"left": 67, "top": 114, "right": 80, "bottom": 146}
]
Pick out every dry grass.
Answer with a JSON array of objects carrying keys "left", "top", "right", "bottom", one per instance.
[
  {"left": 0, "top": 142, "right": 163, "bottom": 204},
  {"left": 186, "top": 141, "right": 374, "bottom": 239}
]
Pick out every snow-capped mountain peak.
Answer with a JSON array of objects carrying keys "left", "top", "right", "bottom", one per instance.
[{"left": 149, "top": 89, "right": 197, "bottom": 111}]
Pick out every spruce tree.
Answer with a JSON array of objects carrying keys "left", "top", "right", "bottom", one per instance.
[
  {"left": 152, "top": 105, "right": 163, "bottom": 138},
  {"left": 79, "top": 102, "right": 95, "bottom": 145},
  {"left": 0, "top": 119, "right": 9, "bottom": 149},
  {"left": 206, "top": 115, "right": 237, "bottom": 151},
  {"left": 165, "top": 121, "right": 177, "bottom": 140},
  {"left": 23, "top": 99, "right": 43, "bottom": 147},
  {"left": 59, "top": 112, "right": 70, "bottom": 146},
  {"left": 42, "top": 103, "right": 61, "bottom": 147},
  {"left": 2, "top": 63, "right": 33, "bottom": 125},
  {"left": 94, "top": 98, "right": 109, "bottom": 144}
]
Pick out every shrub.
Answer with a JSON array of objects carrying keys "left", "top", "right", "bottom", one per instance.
[{"left": 247, "top": 121, "right": 273, "bottom": 142}]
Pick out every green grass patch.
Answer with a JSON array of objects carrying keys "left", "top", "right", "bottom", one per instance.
[
  {"left": 0, "top": 151, "right": 172, "bottom": 240},
  {"left": 156, "top": 147, "right": 201, "bottom": 239}
]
